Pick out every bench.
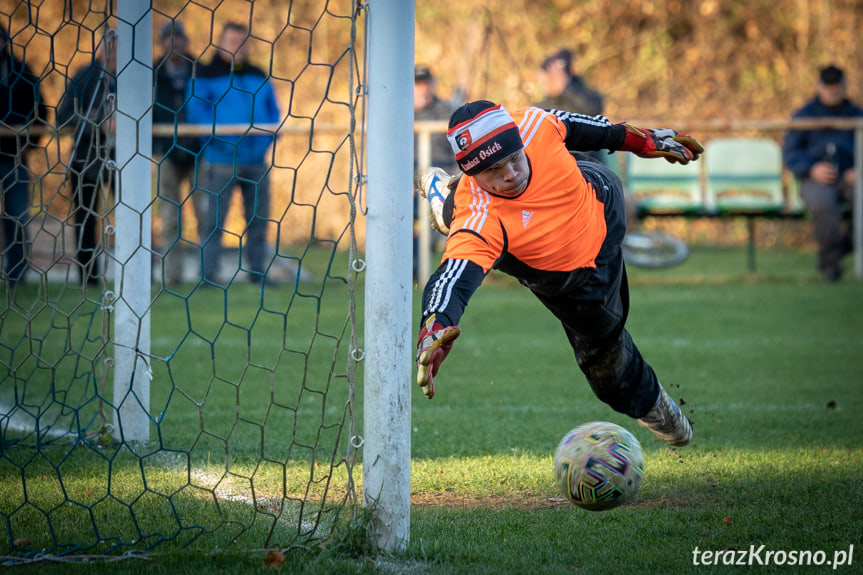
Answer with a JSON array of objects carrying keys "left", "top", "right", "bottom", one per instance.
[{"left": 614, "top": 138, "right": 808, "bottom": 272}]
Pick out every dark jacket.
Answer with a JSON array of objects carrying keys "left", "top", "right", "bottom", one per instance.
[
  {"left": 153, "top": 52, "right": 199, "bottom": 165},
  {"left": 536, "top": 76, "right": 604, "bottom": 117},
  {"left": 0, "top": 50, "right": 46, "bottom": 158},
  {"left": 56, "top": 61, "right": 116, "bottom": 165},
  {"left": 415, "top": 95, "right": 458, "bottom": 174},
  {"left": 783, "top": 96, "right": 863, "bottom": 179}
]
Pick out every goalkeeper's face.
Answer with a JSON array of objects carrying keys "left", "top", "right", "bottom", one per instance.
[{"left": 472, "top": 149, "right": 530, "bottom": 198}]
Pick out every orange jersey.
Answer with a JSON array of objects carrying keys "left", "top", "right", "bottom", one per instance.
[{"left": 443, "top": 107, "right": 607, "bottom": 274}]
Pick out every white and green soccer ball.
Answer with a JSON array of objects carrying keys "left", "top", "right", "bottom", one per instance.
[{"left": 554, "top": 421, "right": 645, "bottom": 511}]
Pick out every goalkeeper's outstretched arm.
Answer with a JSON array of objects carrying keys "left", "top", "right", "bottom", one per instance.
[
  {"left": 415, "top": 258, "right": 485, "bottom": 398},
  {"left": 548, "top": 109, "right": 703, "bottom": 164},
  {"left": 421, "top": 258, "right": 484, "bottom": 328}
]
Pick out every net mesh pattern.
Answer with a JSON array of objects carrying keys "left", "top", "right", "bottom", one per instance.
[{"left": 0, "top": 0, "right": 365, "bottom": 558}]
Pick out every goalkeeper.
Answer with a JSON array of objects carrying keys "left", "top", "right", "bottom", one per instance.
[{"left": 416, "top": 101, "right": 702, "bottom": 446}]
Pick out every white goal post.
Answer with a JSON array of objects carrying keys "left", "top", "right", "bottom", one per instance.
[
  {"left": 113, "top": 1, "right": 153, "bottom": 444},
  {"left": 362, "top": 0, "right": 415, "bottom": 552}
]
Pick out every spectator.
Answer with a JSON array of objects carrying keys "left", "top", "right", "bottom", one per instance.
[
  {"left": 784, "top": 65, "right": 863, "bottom": 283},
  {"left": 535, "top": 48, "right": 603, "bottom": 117},
  {"left": 536, "top": 48, "right": 605, "bottom": 166},
  {"left": 57, "top": 28, "right": 117, "bottom": 287},
  {"left": 1, "top": 23, "right": 46, "bottom": 288},
  {"left": 186, "top": 21, "right": 281, "bottom": 287},
  {"left": 414, "top": 65, "right": 458, "bottom": 175},
  {"left": 153, "top": 20, "right": 200, "bottom": 285},
  {"left": 414, "top": 65, "right": 457, "bottom": 281}
]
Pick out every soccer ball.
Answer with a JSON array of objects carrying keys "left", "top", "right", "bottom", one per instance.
[{"left": 554, "top": 421, "right": 645, "bottom": 511}]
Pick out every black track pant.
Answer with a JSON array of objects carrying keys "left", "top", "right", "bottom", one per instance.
[
  {"left": 69, "top": 159, "right": 109, "bottom": 285},
  {"left": 534, "top": 159, "right": 660, "bottom": 418}
]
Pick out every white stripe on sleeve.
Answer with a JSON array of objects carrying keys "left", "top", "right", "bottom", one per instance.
[{"left": 424, "top": 258, "right": 469, "bottom": 316}]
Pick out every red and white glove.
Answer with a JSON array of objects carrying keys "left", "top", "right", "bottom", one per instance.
[
  {"left": 621, "top": 123, "right": 704, "bottom": 165},
  {"left": 416, "top": 314, "right": 461, "bottom": 399}
]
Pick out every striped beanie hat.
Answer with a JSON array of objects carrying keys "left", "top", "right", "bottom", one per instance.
[{"left": 446, "top": 100, "right": 523, "bottom": 176}]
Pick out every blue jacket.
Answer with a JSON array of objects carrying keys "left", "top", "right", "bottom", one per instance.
[
  {"left": 783, "top": 96, "right": 863, "bottom": 179},
  {"left": 185, "top": 56, "right": 280, "bottom": 166}
]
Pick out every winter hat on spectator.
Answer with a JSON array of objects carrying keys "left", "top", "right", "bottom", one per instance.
[
  {"left": 541, "top": 48, "right": 573, "bottom": 72},
  {"left": 414, "top": 65, "right": 433, "bottom": 83},
  {"left": 819, "top": 65, "right": 845, "bottom": 85},
  {"left": 446, "top": 100, "right": 523, "bottom": 176}
]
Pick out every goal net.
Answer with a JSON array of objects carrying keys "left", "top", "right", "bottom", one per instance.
[{"left": 0, "top": 0, "right": 374, "bottom": 557}]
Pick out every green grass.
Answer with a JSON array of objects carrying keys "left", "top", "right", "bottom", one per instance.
[{"left": 2, "top": 245, "right": 863, "bottom": 573}]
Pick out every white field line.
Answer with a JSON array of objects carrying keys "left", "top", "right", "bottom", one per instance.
[{"left": 0, "top": 401, "right": 77, "bottom": 440}]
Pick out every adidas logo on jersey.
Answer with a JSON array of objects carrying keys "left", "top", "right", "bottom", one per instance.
[{"left": 522, "top": 210, "right": 534, "bottom": 227}]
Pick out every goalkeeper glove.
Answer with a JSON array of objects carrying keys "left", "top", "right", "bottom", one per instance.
[
  {"left": 416, "top": 314, "right": 461, "bottom": 399},
  {"left": 621, "top": 123, "right": 704, "bottom": 165}
]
